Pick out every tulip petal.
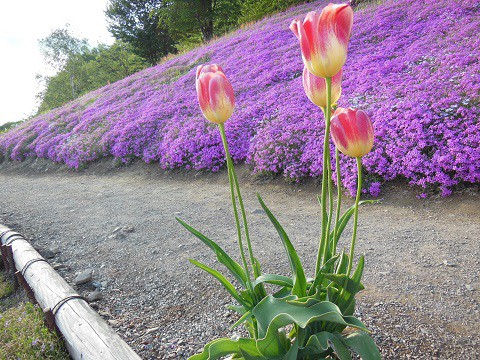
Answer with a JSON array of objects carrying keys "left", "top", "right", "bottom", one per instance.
[
  {"left": 289, "top": 19, "right": 301, "bottom": 39},
  {"left": 195, "top": 64, "right": 235, "bottom": 124},
  {"left": 331, "top": 108, "right": 374, "bottom": 158},
  {"left": 209, "top": 74, "right": 235, "bottom": 123},
  {"left": 291, "top": 4, "right": 353, "bottom": 78}
]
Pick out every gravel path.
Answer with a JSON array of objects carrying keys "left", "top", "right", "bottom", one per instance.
[{"left": 0, "top": 159, "right": 479, "bottom": 359}]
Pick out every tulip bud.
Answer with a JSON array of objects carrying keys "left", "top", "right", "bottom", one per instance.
[
  {"left": 196, "top": 64, "right": 235, "bottom": 124},
  {"left": 330, "top": 108, "right": 374, "bottom": 158},
  {"left": 302, "top": 67, "right": 342, "bottom": 109},
  {"left": 290, "top": 3, "right": 353, "bottom": 78}
]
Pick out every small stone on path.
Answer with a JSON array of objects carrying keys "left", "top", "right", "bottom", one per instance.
[
  {"left": 251, "top": 209, "right": 266, "bottom": 215},
  {"left": 35, "top": 247, "right": 56, "bottom": 259},
  {"left": 86, "top": 290, "right": 103, "bottom": 302},
  {"left": 75, "top": 269, "right": 93, "bottom": 285},
  {"left": 145, "top": 327, "right": 159, "bottom": 335},
  {"left": 442, "top": 260, "right": 456, "bottom": 267}
]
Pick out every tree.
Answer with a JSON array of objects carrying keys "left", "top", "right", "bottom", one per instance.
[
  {"left": 239, "top": 0, "right": 309, "bottom": 24},
  {"left": 105, "top": 0, "right": 176, "bottom": 65},
  {"left": 157, "top": 0, "right": 242, "bottom": 45},
  {"left": 90, "top": 41, "right": 147, "bottom": 82},
  {"left": 38, "top": 25, "right": 91, "bottom": 99},
  {"left": 37, "top": 40, "right": 146, "bottom": 114}
]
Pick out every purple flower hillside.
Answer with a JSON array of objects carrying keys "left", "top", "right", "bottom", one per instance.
[{"left": 0, "top": 0, "right": 478, "bottom": 196}]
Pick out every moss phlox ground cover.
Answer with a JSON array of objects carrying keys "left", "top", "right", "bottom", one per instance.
[{"left": 0, "top": 0, "right": 478, "bottom": 197}]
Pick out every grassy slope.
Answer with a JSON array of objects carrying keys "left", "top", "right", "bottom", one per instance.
[{"left": 0, "top": 271, "right": 69, "bottom": 359}]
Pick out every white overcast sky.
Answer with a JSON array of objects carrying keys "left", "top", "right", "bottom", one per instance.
[{"left": 0, "top": 0, "right": 114, "bottom": 125}]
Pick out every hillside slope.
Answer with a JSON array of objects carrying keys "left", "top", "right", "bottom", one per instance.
[{"left": 1, "top": 0, "right": 479, "bottom": 196}]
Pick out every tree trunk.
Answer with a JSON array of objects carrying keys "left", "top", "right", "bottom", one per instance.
[{"left": 200, "top": 0, "right": 215, "bottom": 42}]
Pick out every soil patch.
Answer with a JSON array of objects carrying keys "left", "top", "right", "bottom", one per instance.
[{"left": 0, "top": 158, "right": 479, "bottom": 359}]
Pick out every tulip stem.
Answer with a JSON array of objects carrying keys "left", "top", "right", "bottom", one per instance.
[
  {"left": 347, "top": 157, "right": 363, "bottom": 276},
  {"left": 218, "top": 123, "right": 254, "bottom": 293},
  {"left": 230, "top": 149, "right": 257, "bottom": 278},
  {"left": 316, "top": 77, "right": 332, "bottom": 275},
  {"left": 333, "top": 148, "right": 342, "bottom": 254},
  {"left": 327, "top": 147, "right": 334, "bottom": 261}
]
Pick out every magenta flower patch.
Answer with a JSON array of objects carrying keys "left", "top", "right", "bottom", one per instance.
[{"left": 0, "top": 0, "right": 478, "bottom": 196}]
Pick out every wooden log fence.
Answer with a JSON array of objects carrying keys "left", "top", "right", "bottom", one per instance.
[{"left": 0, "top": 224, "right": 142, "bottom": 360}]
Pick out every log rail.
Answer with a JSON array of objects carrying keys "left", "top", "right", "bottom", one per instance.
[{"left": 0, "top": 224, "right": 142, "bottom": 360}]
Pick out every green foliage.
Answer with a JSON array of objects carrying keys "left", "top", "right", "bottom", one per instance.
[
  {"left": 0, "top": 302, "right": 69, "bottom": 359},
  {"left": 0, "top": 121, "right": 23, "bottom": 135},
  {"left": 0, "top": 272, "right": 14, "bottom": 299},
  {"left": 106, "top": 0, "right": 177, "bottom": 65},
  {"left": 178, "top": 78, "right": 381, "bottom": 356},
  {"left": 349, "top": 0, "right": 383, "bottom": 9},
  {"left": 37, "top": 39, "right": 147, "bottom": 113},
  {"left": 156, "top": 0, "right": 242, "bottom": 46},
  {"left": 239, "top": 0, "right": 310, "bottom": 24},
  {"left": 38, "top": 25, "right": 90, "bottom": 72},
  {"left": 0, "top": 270, "right": 69, "bottom": 359},
  {"left": 182, "top": 197, "right": 381, "bottom": 359}
]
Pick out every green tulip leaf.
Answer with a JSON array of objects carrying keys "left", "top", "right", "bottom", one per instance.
[
  {"left": 189, "top": 337, "right": 263, "bottom": 360},
  {"left": 252, "top": 295, "right": 367, "bottom": 359},
  {"left": 342, "top": 331, "right": 382, "bottom": 360},
  {"left": 324, "top": 274, "right": 365, "bottom": 294},
  {"left": 189, "top": 259, "right": 250, "bottom": 308},
  {"left": 298, "top": 332, "right": 351, "bottom": 359},
  {"left": 177, "top": 218, "right": 247, "bottom": 287},
  {"left": 273, "top": 286, "right": 292, "bottom": 298},
  {"left": 338, "top": 256, "right": 365, "bottom": 315},
  {"left": 252, "top": 258, "right": 268, "bottom": 299},
  {"left": 252, "top": 274, "right": 294, "bottom": 289},
  {"left": 308, "top": 255, "right": 340, "bottom": 296},
  {"left": 257, "top": 193, "right": 307, "bottom": 298},
  {"left": 335, "top": 251, "right": 349, "bottom": 275},
  {"left": 284, "top": 340, "right": 299, "bottom": 360},
  {"left": 230, "top": 310, "right": 253, "bottom": 330}
]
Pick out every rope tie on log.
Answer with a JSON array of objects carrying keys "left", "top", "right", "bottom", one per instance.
[
  {"left": 0, "top": 243, "right": 9, "bottom": 271},
  {"left": 1, "top": 242, "right": 19, "bottom": 288},
  {"left": 0, "top": 229, "right": 10, "bottom": 270},
  {"left": 44, "top": 295, "right": 89, "bottom": 334},
  {"left": 0, "top": 231, "right": 22, "bottom": 273},
  {"left": 2, "top": 231, "right": 23, "bottom": 244},
  {"left": 15, "top": 269, "right": 38, "bottom": 303},
  {"left": 5, "top": 236, "right": 24, "bottom": 246},
  {"left": 1, "top": 231, "right": 24, "bottom": 274},
  {"left": 20, "top": 257, "right": 50, "bottom": 276}
]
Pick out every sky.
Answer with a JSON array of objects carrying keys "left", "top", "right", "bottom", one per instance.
[{"left": 0, "top": 0, "right": 114, "bottom": 126}]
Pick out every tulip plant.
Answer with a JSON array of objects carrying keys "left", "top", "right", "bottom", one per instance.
[{"left": 178, "top": 3, "right": 381, "bottom": 359}]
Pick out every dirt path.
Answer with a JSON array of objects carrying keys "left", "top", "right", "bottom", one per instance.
[{"left": 0, "top": 159, "right": 479, "bottom": 359}]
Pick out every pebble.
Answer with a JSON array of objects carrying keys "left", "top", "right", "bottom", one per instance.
[
  {"left": 145, "top": 327, "right": 159, "bottom": 335},
  {"left": 53, "top": 263, "right": 69, "bottom": 270},
  {"left": 251, "top": 209, "right": 266, "bottom": 215},
  {"left": 109, "top": 232, "right": 126, "bottom": 240},
  {"left": 86, "top": 290, "right": 103, "bottom": 302},
  {"left": 75, "top": 268, "right": 94, "bottom": 285},
  {"left": 109, "top": 225, "right": 135, "bottom": 239},
  {"left": 442, "top": 260, "right": 456, "bottom": 267},
  {"left": 35, "top": 247, "right": 56, "bottom": 259}
]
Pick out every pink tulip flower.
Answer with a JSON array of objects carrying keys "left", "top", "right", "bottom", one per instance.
[
  {"left": 330, "top": 108, "right": 374, "bottom": 158},
  {"left": 290, "top": 3, "right": 353, "bottom": 78},
  {"left": 196, "top": 64, "right": 235, "bottom": 124},
  {"left": 302, "top": 67, "right": 342, "bottom": 109}
]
